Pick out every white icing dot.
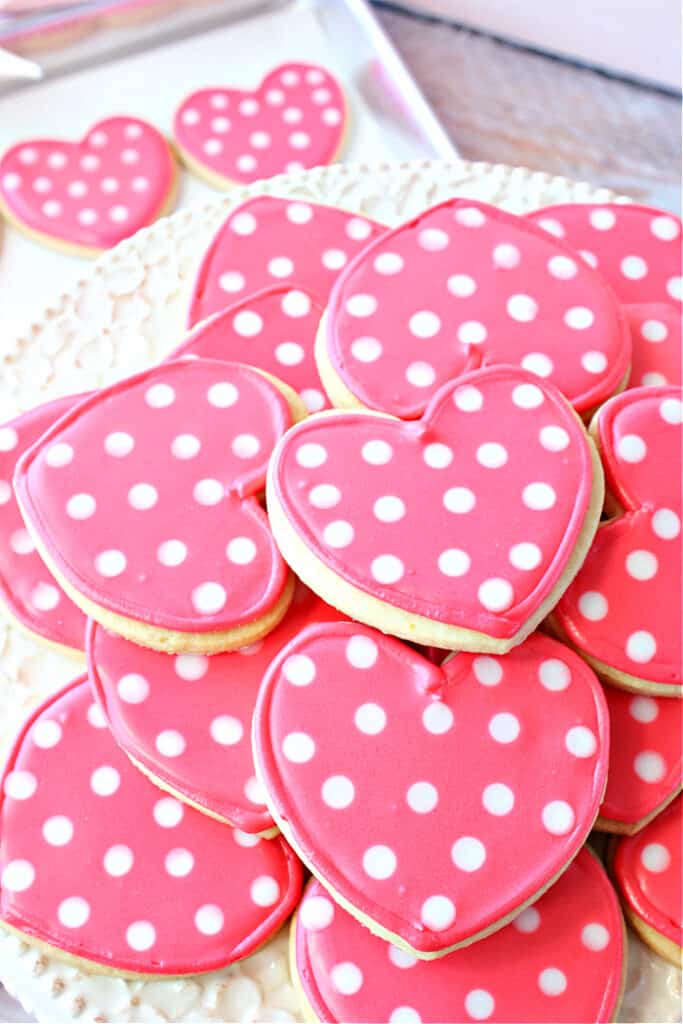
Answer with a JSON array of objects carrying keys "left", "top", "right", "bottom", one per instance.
[
  {"left": 514, "top": 906, "right": 541, "bottom": 933},
  {"left": 465, "top": 989, "right": 495, "bottom": 1020},
  {"left": 251, "top": 876, "right": 280, "bottom": 907},
  {"left": 453, "top": 385, "right": 483, "bottom": 412},
  {"left": 651, "top": 215, "right": 680, "bottom": 240},
  {"left": 409, "top": 310, "right": 441, "bottom": 338},
  {"left": 522, "top": 482, "right": 556, "bottom": 509},
  {"left": 297, "top": 442, "right": 327, "bottom": 468},
  {"left": 578, "top": 591, "right": 608, "bottom": 621},
  {"left": 101, "top": 177, "right": 119, "bottom": 193},
  {"left": 538, "top": 968, "right": 567, "bottom": 996},
  {"left": 232, "top": 433, "right": 260, "bottom": 459},
  {"left": 156, "top": 730, "right": 186, "bottom": 757},
  {"left": 286, "top": 202, "right": 313, "bottom": 224},
  {"left": 630, "top": 696, "right": 658, "bottom": 723},
  {"left": 582, "top": 351, "right": 608, "bottom": 374},
  {"left": 2, "top": 172, "right": 21, "bottom": 190},
  {"left": 582, "top": 923, "right": 610, "bottom": 951},
  {"left": 493, "top": 243, "right": 520, "bottom": 268},
  {"left": 103, "top": 844, "right": 134, "bottom": 877},
  {"left": 488, "top": 712, "right": 520, "bottom": 744},
  {"left": 513, "top": 383, "right": 545, "bottom": 408},
  {"left": 477, "top": 442, "right": 508, "bottom": 468},
  {"left": 351, "top": 336, "right": 382, "bottom": 362},
  {"left": 634, "top": 751, "right": 666, "bottom": 782},
  {"left": 68, "top": 180, "right": 87, "bottom": 198},
  {"left": 127, "top": 921, "right": 156, "bottom": 950},
  {"left": 206, "top": 382, "right": 238, "bottom": 409},
  {"left": 66, "top": 493, "right": 96, "bottom": 519},
  {"left": 109, "top": 205, "right": 130, "bottom": 224},
  {"left": 473, "top": 656, "right": 502, "bottom": 686},
  {"left": 10, "top": 528, "right": 34, "bottom": 555},
  {"left": 322, "top": 775, "right": 355, "bottom": 809},
  {"left": 373, "top": 495, "right": 406, "bottom": 523},
  {"left": 116, "top": 673, "right": 149, "bottom": 705},
  {"left": 90, "top": 765, "right": 121, "bottom": 797},
  {"left": 363, "top": 845, "right": 397, "bottom": 880},
  {"left": 282, "top": 290, "right": 312, "bottom": 318},
  {"left": 642, "top": 373, "right": 667, "bottom": 385},
  {"left": 283, "top": 654, "right": 316, "bottom": 686},
  {"left": 540, "top": 425, "right": 570, "bottom": 451},
  {"left": 233, "top": 310, "right": 263, "bottom": 337},
  {"left": 444, "top": 487, "right": 476, "bottom": 514},
  {"left": 1, "top": 860, "right": 35, "bottom": 893},
  {"left": 482, "top": 782, "right": 514, "bottom": 815},
  {"left": 244, "top": 775, "right": 266, "bottom": 805},
  {"left": 157, "top": 539, "right": 187, "bottom": 567},
  {"left": 389, "top": 1008, "right": 421, "bottom": 1024},
  {"left": 521, "top": 353, "right": 554, "bottom": 378},
  {"left": 388, "top": 945, "right": 418, "bottom": 969},
  {"left": 374, "top": 252, "right": 404, "bottom": 275},
  {"left": 165, "top": 849, "right": 194, "bottom": 877},
  {"left": 128, "top": 482, "right": 158, "bottom": 511},
  {"left": 3, "top": 771, "right": 37, "bottom": 800},
  {"left": 266, "top": 88, "right": 285, "bottom": 105},
  {"left": 507, "top": 294, "right": 538, "bottom": 322},
  {"left": 282, "top": 731, "right": 315, "bottom": 763},
  {"left": 454, "top": 206, "right": 486, "bottom": 228},
  {"left": 87, "top": 704, "right": 107, "bottom": 728},
  {"left": 423, "top": 442, "right": 453, "bottom": 469},
  {"left": 249, "top": 131, "right": 271, "bottom": 150},
  {"left": 371, "top": 554, "right": 404, "bottom": 584},
  {"left": 422, "top": 702, "right": 454, "bottom": 735},
  {"left": 104, "top": 431, "right": 134, "bottom": 457},
  {"left": 145, "top": 383, "right": 175, "bottom": 408},
  {"left": 362, "top": 440, "right": 393, "bottom": 465},
  {"left": 300, "top": 895, "right": 335, "bottom": 931},
  {"left": 548, "top": 255, "right": 578, "bottom": 279},
  {"left": 626, "top": 630, "right": 657, "bottom": 663},
  {"left": 0, "top": 482, "right": 11, "bottom": 504},
  {"left": 237, "top": 154, "right": 257, "bottom": 173},
  {"left": 652, "top": 508, "right": 680, "bottom": 539},
  {"left": 267, "top": 256, "right": 294, "bottom": 280},
  {"left": 175, "top": 655, "right": 209, "bottom": 681},
  {"left": 565, "top": 306, "right": 595, "bottom": 330},
  {"left": 346, "top": 294, "right": 377, "bottom": 318},
  {"left": 346, "top": 635, "right": 378, "bottom": 668},
  {"left": 230, "top": 211, "right": 257, "bottom": 236},
  {"left": 226, "top": 537, "right": 257, "bottom": 565},
  {"left": 289, "top": 131, "right": 311, "bottom": 149},
  {"left": 589, "top": 208, "right": 616, "bottom": 231},
  {"left": 209, "top": 715, "right": 243, "bottom": 746},
  {"left": 565, "top": 725, "right": 597, "bottom": 758},
  {"left": 58, "top": 897, "right": 90, "bottom": 929},
  {"left": 458, "top": 320, "right": 487, "bottom": 346},
  {"left": 45, "top": 442, "right": 73, "bottom": 467},
  {"left": 421, "top": 895, "right": 456, "bottom": 931},
  {"left": 406, "top": 361, "right": 436, "bottom": 387},
  {"left": 542, "top": 800, "right": 575, "bottom": 835},
  {"left": 153, "top": 797, "right": 184, "bottom": 827},
  {"left": 626, "top": 549, "right": 658, "bottom": 580},
  {"left": 509, "top": 542, "right": 542, "bottom": 570},
  {"left": 330, "top": 962, "right": 363, "bottom": 995},
  {"left": 355, "top": 703, "right": 386, "bottom": 735},
  {"left": 641, "top": 319, "right": 668, "bottom": 342},
  {"left": 322, "top": 248, "right": 347, "bottom": 270},
  {"left": 301, "top": 389, "right": 325, "bottom": 412},
  {"left": 447, "top": 273, "right": 477, "bottom": 297},
  {"left": 621, "top": 255, "right": 648, "bottom": 280},
  {"left": 438, "top": 548, "right": 471, "bottom": 577},
  {"left": 42, "top": 816, "right": 73, "bottom": 847},
  {"left": 32, "top": 719, "right": 61, "bottom": 749},
  {"left": 617, "top": 433, "right": 647, "bottom": 463},
  {"left": 323, "top": 520, "right": 354, "bottom": 548},
  {"left": 42, "top": 200, "right": 62, "bottom": 218},
  {"left": 406, "top": 781, "right": 438, "bottom": 814},
  {"left": 346, "top": 218, "right": 372, "bottom": 241},
  {"left": 451, "top": 836, "right": 486, "bottom": 872},
  {"left": 478, "top": 578, "right": 514, "bottom": 612},
  {"left": 660, "top": 397, "right": 683, "bottom": 424},
  {"left": 641, "top": 842, "right": 671, "bottom": 872},
  {"left": 219, "top": 271, "right": 245, "bottom": 294},
  {"left": 418, "top": 227, "right": 449, "bottom": 251},
  {"left": 323, "top": 108, "right": 342, "bottom": 126},
  {"left": 95, "top": 549, "right": 127, "bottom": 578},
  {"left": 191, "top": 582, "right": 227, "bottom": 615},
  {"left": 310, "top": 483, "right": 341, "bottom": 508},
  {"left": 539, "top": 658, "right": 571, "bottom": 691}
]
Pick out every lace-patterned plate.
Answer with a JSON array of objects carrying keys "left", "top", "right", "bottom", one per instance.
[{"left": 0, "top": 159, "right": 679, "bottom": 1023}]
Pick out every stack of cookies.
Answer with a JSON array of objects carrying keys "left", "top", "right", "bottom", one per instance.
[{"left": 0, "top": 193, "right": 680, "bottom": 1022}]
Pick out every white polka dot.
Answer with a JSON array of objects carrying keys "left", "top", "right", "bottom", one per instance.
[
  {"left": 232, "top": 434, "right": 260, "bottom": 459},
  {"left": 406, "top": 781, "right": 438, "bottom": 814},
  {"left": 58, "top": 897, "right": 90, "bottom": 929},
  {"left": 634, "top": 751, "right": 666, "bottom": 782},
  {"left": 477, "top": 442, "right": 508, "bottom": 468},
  {"left": 67, "top": 493, "right": 96, "bottom": 519},
  {"left": 288, "top": 131, "right": 310, "bottom": 149},
  {"left": 32, "top": 719, "right": 61, "bottom": 749},
  {"left": 422, "top": 702, "right": 454, "bottom": 735},
  {"left": 236, "top": 153, "right": 258, "bottom": 173},
  {"left": 346, "top": 635, "right": 378, "bottom": 669},
  {"left": 405, "top": 361, "right": 436, "bottom": 388},
  {"left": 323, "top": 520, "right": 354, "bottom": 548},
  {"left": 145, "top": 383, "right": 175, "bottom": 408},
  {"left": 374, "top": 252, "right": 403, "bottom": 275},
  {"left": 233, "top": 310, "right": 263, "bottom": 337},
  {"left": 104, "top": 844, "right": 134, "bottom": 877},
  {"left": 104, "top": 432, "right": 134, "bottom": 457},
  {"left": 473, "top": 656, "right": 502, "bottom": 686},
  {"left": 19, "top": 147, "right": 38, "bottom": 165},
  {"left": 127, "top": 921, "right": 156, "bottom": 950},
  {"left": 507, "top": 294, "right": 538, "bottom": 322},
  {"left": 87, "top": 704, "right": 107, "bottom": 729},
  {"left": 90, "top": 765, "right": 121, "bottom": 796},
  {"left": 283, "top": 654, "right": 316, "bottom": 686},
  {"left": 652, "top": 508, "right": 680, "bottom": 539},
  {"left": 454, "top": 206, "right": 486, "bottom": 228},
  {"left": 444, "top": 487, "right": 476, "bottom": 514},
  {"left": 322, "top": 248, "right": 347, "bottom": 270},
  {"left": 10, "top": 529, "right": 35, "bottom": 555},
  {"left": 153, "top": 797, "right": 184, "bottom": 828},
  {"left": 548, "top": 255, "right": 578, "bottom": 279},
  {"left": 540, "top": 425, "right": 570, "bottom": 452},
  {"left": 355, "top": 703, "right": 386, "bottom": 735},
  {"left": 641, "top": 842, "right": 671, "bottom": 872},
  {"left": 322, "top": 775, "right": 355, "bottom": 809},
  {"left": 266, "top": 88, "right": 285, "bottom": 105},
  {"left": 297, "top": 442, "right": 327, "bottom": 468},
  {"left": 421, "top": 895, "right": 456, "bottom": 931},
  {"left": 174, "top": 655, "right": 209, "bottom": 681},
  {"left": 109, "top": 205, "right": 129, "bottom": 224},
  {"left": 281, "top": 290, "right": 311, "bottom": 318},
  {"left": 618, "top": 434, "right": 647, "bottom": 463},
  {"left": 363, "top": 845, "right": 397, "bottom": 879},
  {"left": 389, "top": 1008, "right": 421, "bottom": 1024},
  {"left": 101, "top": 177, "right": 119, "bottom": 193},
  {"left": 660, "top": 397, "right": 683, "bottom": 424},
  {"left": 362, "top": 440, "right": 393, "bottom": 465},
  {"left": 78, "top": 209, "right": 98, "bottom": 227},
  {"left": 274, "top": 341, "right": 305, "bottom": 368},
  {"left": 45, "top": 442, "right": 74, "bottom": 467},
  {"left": 225, "top": 537, "right": 257, "bottom": 565},
  {"left": 191, "top": 582, "right": 227, "bottom": 615},
  {"left": 521, "top": 353, "right": 554, "bottom": 378},
  {"left": 489, "top": 712, "right": 520, "bottom": 744},
  {"left": 513, "top": 383, "right": 545, "bottom": 408},
  {"left": 244, "top": 775, "right": 266, "bottom": 805},
  {"left": 538, "top": 968, "right": 567, "bottom": 996},
  {"left": 3, "top": 771, "right": 37, "bottom": 800},
  {"left": 371, "top": 554, "right": 404, "bottom": 584},
  {"left": 509, "top": 542, "right": 542, "bottom": 570},
  {"left": 565, "top": 306, "right": 595, "bottom": 330},
  {"left": 155, "top": 729, "right": 186, "bottom": 757},
  {"left": 165, "top": 849, "right": 194, "bottom": 877},
  {"left": 447, "top": 274, "right": 477, "bottom": 297},
  {"left": 651, "top": 215, "right": 680, "bottom": 240},
  {"left": 251, "top": 876, "right": 280, "bottom": 907},
  {"left": 589, "top": 208, "right": 616, "bottom": 231},
  {"left": 206, "top": 382, "right": 239, "bottom": 409},
  {"left": 643, "top": 373, "right": 667, "bottom": 386},
  {"left": 625, "top": 549, "right": 658, "bottom": 581},
  {"left": 128, "top": 482, "right": 158, "bottom": 511},
  {"left": 582, "top": 351, "right": 608, "bottom": 374},
  {"left": 542, "top": 800, "right": 575, "bottom": 835},
  {"left": 578, "top": 591, "right": 608, "bottom": 621},
  {"left": 388, "top": 945, "right": 418, "bottom": 969},
  {"left": 330, "top": 962, "right": 363, "bottom": 995},
  {"left": 283, "top": 731, "right": 315, "bottom": 763},
  {"left": 621, "top": 255, "right": 648, "bottom": 280},
  {"left": 539, "top": 658, "right": 571, "bottom": 691},
  {"left": 409, "top": 310, "right": 441, "bottom": 338},
  {"left": 438, "top": 548, "right": 471, "bottom": 577},
  {"left": 219, "top": 271, "right": 245, "bottom": 294},
  {"left": 94, "top": 549, "right": 127, "bottom": 578},
  {"left": 42, "top": 815, "right": 73, "bottom": 846},
  {"left": 423, "top": 443, "right": 453, "bottom": 469},
  {"left": 344, "top": 218, "right": 372, "bottom": 241},
  {"left": 452, "top": 836, "right": 486, "bottom": 872},
  {"left": 300, "top": 895, "right": 335, "bottom": 931},
  {"left": 523, "top": 482, "right": 556, "bottom": 509},
  {"left": 42, "top": 200, "right": 62, "bottom": 218},
  {"left": 418, "top": 227, "right": 449, "bottom": 251},
  {"left": 493, "top": 243, "right": 520, "bottom": 268},
  {"left": 209, "top": 715, "right": 243, "bottom": 746},
  {"left": 2, "top": 172, "right": 21, "bottom": 190},
  {"left": 351, "top": 337, "right": 382, "bottom": 362},
  {"left": 157, "top": 539, "right": 187, "bottom": 568},
  {"left": 630, "top": 696, "right": 659, "bottom": 723},
  {"left": 0, "top": 481, "right": 11, "bottom": 504},
  {"left": 458, "top": 320, "right": 488, "bottom": 346},
  {"left": 323, "top": 108, "right": 342, "bottom": 126},
  {"left": 301, "top": 389, "right": 325, "bottom": 412},
  {"left": 566, "top": 725, "right": 597, "bottom": 758},
  {"left": 1, "top": 860, "right": 35, "bottom": 892},
  {"left": 284, "top": 202, "right": 312, "bottom": 225},
  {"left": 482, "top": 782, "right": 514, "bottom": 815},
  {"left": 69, "top": 182, "right": 87, "bottom": 200},
  {"left": 641, "top": 319, "right": 668, "bottom": 342},
  {"left": 346, "top": 293, "right": 377, "bottom": 318},
  {"left": 464, "top": 989, "right": 494, "bottom": 1020},
  {"left": 478, "top": 578, "right": 514, "bottom": 612},
  {"left": 626, "top": 630, "right": 657, "bottom": 663},
  {"left": 582, "top": 923, "right": 610, "bottom": 950},
  {"left": 514, "top": 907, "right": 541, "bottom": 933},
  {"left": 116, "top": 673, "right": 149, "bottom": 704},
  {"left": 373, "top": 495, "right": 406, "bottom": 524}
]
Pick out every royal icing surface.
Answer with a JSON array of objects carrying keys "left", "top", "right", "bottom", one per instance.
[
  {"left": 187, "top": 196, "right": 384, "bottom": 328},
  {"left": 556, "top": 386, "right": 682, "bottom": 688},
  {"left": 173, "top": 63, "right": 345, "bottom": 187},
  {"left": 625, "top": 302, "right": 682, "bottom": 388},
  {"left": 324, "top": 198, "right": 629, "bottom": 418},
  {"left": 86, "top": 584, "right": 346, "bottom": 833},
  {"left": 614, "top": 795, "right": 682, "bottom": 948},
  {"left": 295, "top": 850, "right": 624, "bottom": 1023},
  {"left": 170, "top": 285, "right": 328, "bottom": 415},
  {"left": 269, "top": 366, "right": 597, "bottom": 641},
  {"left": 15, "top": 359, "right": 292, "bottom": 635},
  {"left": 600, "top": 686, "right": 682, "bottom": 829},
  {"left": 527, "top": 203, "right": 682, "bottom": 308},
  {"left": 0, "top": 397, "right": 86, "bottom": 652},
  {"left": 0, "top": 117, "right": 175, "bottom": 251},
  {"left": 0, "top": 678, "right": 302, "bottom": 974},
  {"left": 254, "top": 622, "right": 609, "bottom": 954}
]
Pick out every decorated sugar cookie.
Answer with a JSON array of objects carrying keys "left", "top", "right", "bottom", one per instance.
[
  {"left": 625, "top": 303, "right": 681, "bottom": 388},
  {"left": 173, "top": 63, "right": 346, "bottom": 189},
  {"left": 267, "top": 366, "right": 603, "bottom": 651},
  {"left": 0, "top": 117, "right": 177, "bottom": 256},
  {"left": 15, "top": 359, "right": 304, "bottom": 654},
  {"left": 553, "top": 386, "right": 682, "bottom": 694},
  {"left": 86, "top": 584, "right": 346, "bottom": 834},
  {"left": 612, "top": 795, "right": 681, "bottom": 966},
  {"left": 0, "top": 397, "right": 86, "bottom": 655},
  {"left": 253, "top": 621, "right": 609, "bottom": 956},
  {"left": 0, "top": 678, "right": 302, "bottom": 975},
  {"left": 319, "top": 198, "right": 630, "bottom": 419},
  {"left": 187, "top": 196, "right": 384, "bottom": 328},
  {"left": 170, "top": 285, "right": 328, "bottom": 414},
  {"left": 598, "top": 686, "right": 681, "bottom": 834},
  {"left": 293, "top": 850, "right": 624, "bottom": 1023}
]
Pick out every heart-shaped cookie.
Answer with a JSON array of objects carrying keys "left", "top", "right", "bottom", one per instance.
[
  {"left": 553, "top": 386, "right": 682, "bottom": 694},
  {"left": 0, "top": 677, "right": 302, "bottom": 975},
  {"left": 86, "top": 583, "right": 347, "bottom": 835},
  {"left": 253, "top": 621, "right": 609, "bottom": 956},
  {"left": 14, "top": 359, "right": 303, "bottom": 654},
  {"left": 173, "top": 63, "right": 346, "bottom": 189},
  {"left": 0, "top": 396, "right": 86, "bottom": 654},
  {"left": 625, "top": 302, "right": 681, "bottom": 388},
  {"left": 293, "top": 850, "right": 624, "bottom": 1023},
  {"left": 170, "top": 285, "right": 328, "bottom": 414},
  {"left": 0, "top": 116, "right": 177, "bottom": 256},
  {"left": 318, "top": 199, "right": 630, "bottom": 419},
  {"left": 268, "top": 366, "right": 603, "bottom": 651},
  {"left": 612, "top": 795, "right": 681, "bottom": 967},
  {"left": 598, "top": 686, "right": 681, "bottom": 834},
  {"left": 187, "top": 196, "right": 385, "bottom": 328}
]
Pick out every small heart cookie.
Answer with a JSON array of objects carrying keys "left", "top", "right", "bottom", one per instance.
[
  {"left": 553, "top": 386, "right": 682, "bottom": 694},
  {"left": 597, "top": 687, "right": 681, "bottom": 834},
  {"left": 268, "top": 366, "right": 603, "bottom": 651},
  {"left": 173, "top": 63, "right": 346, "bottom": 189},
  {"left": 0, "top": 397, "right": 86, "bottom": 654},
  {"left": 0, "top": 117, "right": 177, "bottom": 256},
  {"left": 86, "top": 584, "right": 346, "bottom": 835},
  {"left": 625, "top": 302, "right": 681, "bottom": 388},
  {"left": 612, "top": 795, "right": 681, "bottom": 967},
  {"left": 0, "top": 678, "right": 302, "bottom": 975},
  {"left": 171, "top": 285, "right": 328, "bottom": 414},
  {"left": 253, "top": 621, "right": 609, "bottom": 956},
  {"left": 187, "top": 196, "right": 384, "bottom": 328},
  {"left": 15, "top": 359, "right": 304, "bottom": 654},
  {"left": 293, "top": 849, "right": 624, "bottom": 1023},
  {"left": 318, "top": 199, "right": 630, "bottom": 419}
]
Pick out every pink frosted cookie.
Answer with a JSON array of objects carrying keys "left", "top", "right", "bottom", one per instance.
[
  {"left": 553, "top": 386, "right": 682, "bottom": 695},
  {"left": 625, "top": 303, "right": 681, "bottom": 388},
  {"left": 173, "top": 63, "right": 346, "bottom": 189},
  {"left": 14, "top": 359, "right": 304, "bottom": 654},
  {"left": 0, "top": 117, "right": 177, "bottom": 256},
  {"left": 267, "top": 366, "right": 603, "bottom": 651},
  {"left": 0, "top": 397, "right": 86, "bottom": 655},
  {"left": 253, "top": 621, "right": 609, "bottom": 956},
  {"left": 0, "top": 677, "right": 302, "bottom": 975},
  {"left": 187, "top": 196, "right": 384, "bottom": 328},
  {"left": 170, "top": 285, "right": 328, "bottom": 414},
  {"left": 293, "top": 849, "right": 624, "bottom": 1023},
  {"left": 86, "top": 584, "right": 346, "bottom": 835},
  {"left": 318, "top": 199, "right": 630, "bottom": 419},
  {"left": 598, "top": 687, "right": 681, "bottom": 834},
  {"left": 612, "top": 794, "right": 681, "bottom": 966}
]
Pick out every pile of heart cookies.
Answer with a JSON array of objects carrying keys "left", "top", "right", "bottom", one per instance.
[{"left": 0, "top": 193, "right": 681, "bottom": 1023}]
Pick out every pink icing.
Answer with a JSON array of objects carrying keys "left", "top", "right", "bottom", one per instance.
[
  {"left": 324, "top": 198, "right": 630, "bottom": 418},
  {"left": 270, "top": 366, "right": 596, "bottom": 640},
  {"left": 295, "top": 850, "right": 624, "bottom": 1023},
  {"left": 556, "top": 387, "right": 682, "bottom": 687},
  {"left": 173, "top": 63, "right": 345, "bottom": 186},
  {"left": 0, "top": 117, "right": 175, "bottom": 251},
  {"left": 254, "top": 621, "right": 609, "bottom": 954},
  {"left": 14, "top": 359, "right": 292, "bottom": 634},
  {"left": 625, "top": 302, "right": 681, "bottom": 388},
  {"left": 0, "top": 677, "right": 302, "bottom": 974},
  {"left": 187, "top": 196, "right": 384, "bottom": 328}
]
